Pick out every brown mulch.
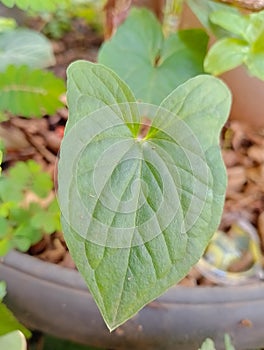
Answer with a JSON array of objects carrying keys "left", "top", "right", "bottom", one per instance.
[
  {"left": 180, "top": 121, "right": 264, "bottom": 286},
  {"left": 2, "top": 19, "right": 264, "bottom": 285}
]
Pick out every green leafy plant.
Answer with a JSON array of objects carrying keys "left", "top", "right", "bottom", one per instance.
[
  {"left": 99, "top": 7, "right": 209, "bottom": 104},
  {"left": 187, "top": 0, "right": 264, "bottom": 80},
  {"left": 0, "top": 160, "right": 61, "bottom": 256},
  {"left": 0, "top": 155, "right": 30, "bottom": 350},
  {"left": 41, "top": 0, "right": 104, "bottom": 39},
  {"left": 58, "top": 60, "right": 231, "bottom": 330},
  {"left": 204, "top": 9, "right": 264, "bottom": 79},
  {"left": 0, "top": 3, "right": 66, "bottom": 118}
]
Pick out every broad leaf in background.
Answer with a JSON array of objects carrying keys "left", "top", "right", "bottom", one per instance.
[
  {"left": 0, "top": 65, "right": 65, "bottom": 117},
  {"left": 0, "top": 0, "right": 69, "bottom": 12},
  {"left": 0, "top": 29, "right": 55, "bottom": 71},
  {"left": 204, "top": 9, "right": 264, "bottom": 80},
  {"left": 98, "top": 8, "right": 208, "bottom": 104},
  {"left": 59, "top": 61, "right": 231, "bottom": 330}
]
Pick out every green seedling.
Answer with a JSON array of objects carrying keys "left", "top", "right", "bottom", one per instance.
[{"left": 0, "top": 160, "right": 61, "bottom": 256}]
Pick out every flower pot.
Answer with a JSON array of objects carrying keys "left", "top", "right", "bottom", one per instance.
[
  {"left": 1, "top": 250, "right": 264, "bottom": 350},
  {"left": 221, "top": 67, "right": 264, "bottom": 129}
]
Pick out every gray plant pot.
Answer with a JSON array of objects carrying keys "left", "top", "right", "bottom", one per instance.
[{"left": 0, "top": 250, "right": 264, "bottom": 350}]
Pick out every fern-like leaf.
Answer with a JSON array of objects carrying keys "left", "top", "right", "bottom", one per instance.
[
  {"left": 0, "top": 65, "right": 65, "bottom": 117},
  {"left": 0, "top": 0, "right": 69, "bottom": 12}
]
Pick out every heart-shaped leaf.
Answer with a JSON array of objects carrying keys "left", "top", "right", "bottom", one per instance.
[
  {"left": 98, "top": 8, "right": 208, "bottom": 104},
  {"left": 58, "top": 61, "right": 231, "bottom": 330}
]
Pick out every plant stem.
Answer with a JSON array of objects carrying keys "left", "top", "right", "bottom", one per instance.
[{"left": 162, "top": 0, "right": 184, "bottom": 36}]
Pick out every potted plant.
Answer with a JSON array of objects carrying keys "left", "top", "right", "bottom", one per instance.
[{"left": 1, "top": 1, "right": 264, "bottom": 350}]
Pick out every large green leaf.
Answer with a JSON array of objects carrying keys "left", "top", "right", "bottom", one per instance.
[
  {"left": 0, "top": 65, "right": 65, "bottom": 117},
  {"left": 0, "top": 29, "right": 55, "bottom": 71},
  {"left": 59, "top": 61, "right": 231, "bottom": 330},
  {"left": 0, "top": 0, "right": 69, "bottom": 12},
  {"left": 98, "top": 8, "right": 208, "bottom": 105}
]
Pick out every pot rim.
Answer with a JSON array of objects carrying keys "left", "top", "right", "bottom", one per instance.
[{"left": 2, "top": 250, "right": 264, "bottom": 305}]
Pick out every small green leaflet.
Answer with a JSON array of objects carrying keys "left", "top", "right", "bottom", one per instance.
[
  {"left": 59, "top": 61, "right": 231, "bottom": 330},
  {"left": 98, "top": 8, "right": 208, "bottom": 105}
]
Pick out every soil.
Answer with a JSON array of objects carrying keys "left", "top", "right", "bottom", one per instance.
[{"left": 2, "top": 17, "right": 264, "bottom": 287}]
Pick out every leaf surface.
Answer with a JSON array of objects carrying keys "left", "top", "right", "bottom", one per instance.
[
  {"left": 59, "top": 61, "right": 231, "bottom": 330},
  {"left": 0, "top": 65, "right": 65, "bottom": 117},
  {"left": 98, "top": 8, "right": 208, "bottom": 104},
  {"left": 204, "top": 38, "right": 248, "bottom": 75},
  {"left": 209, "top": 10, "right": 250, "bottom": 38}
]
